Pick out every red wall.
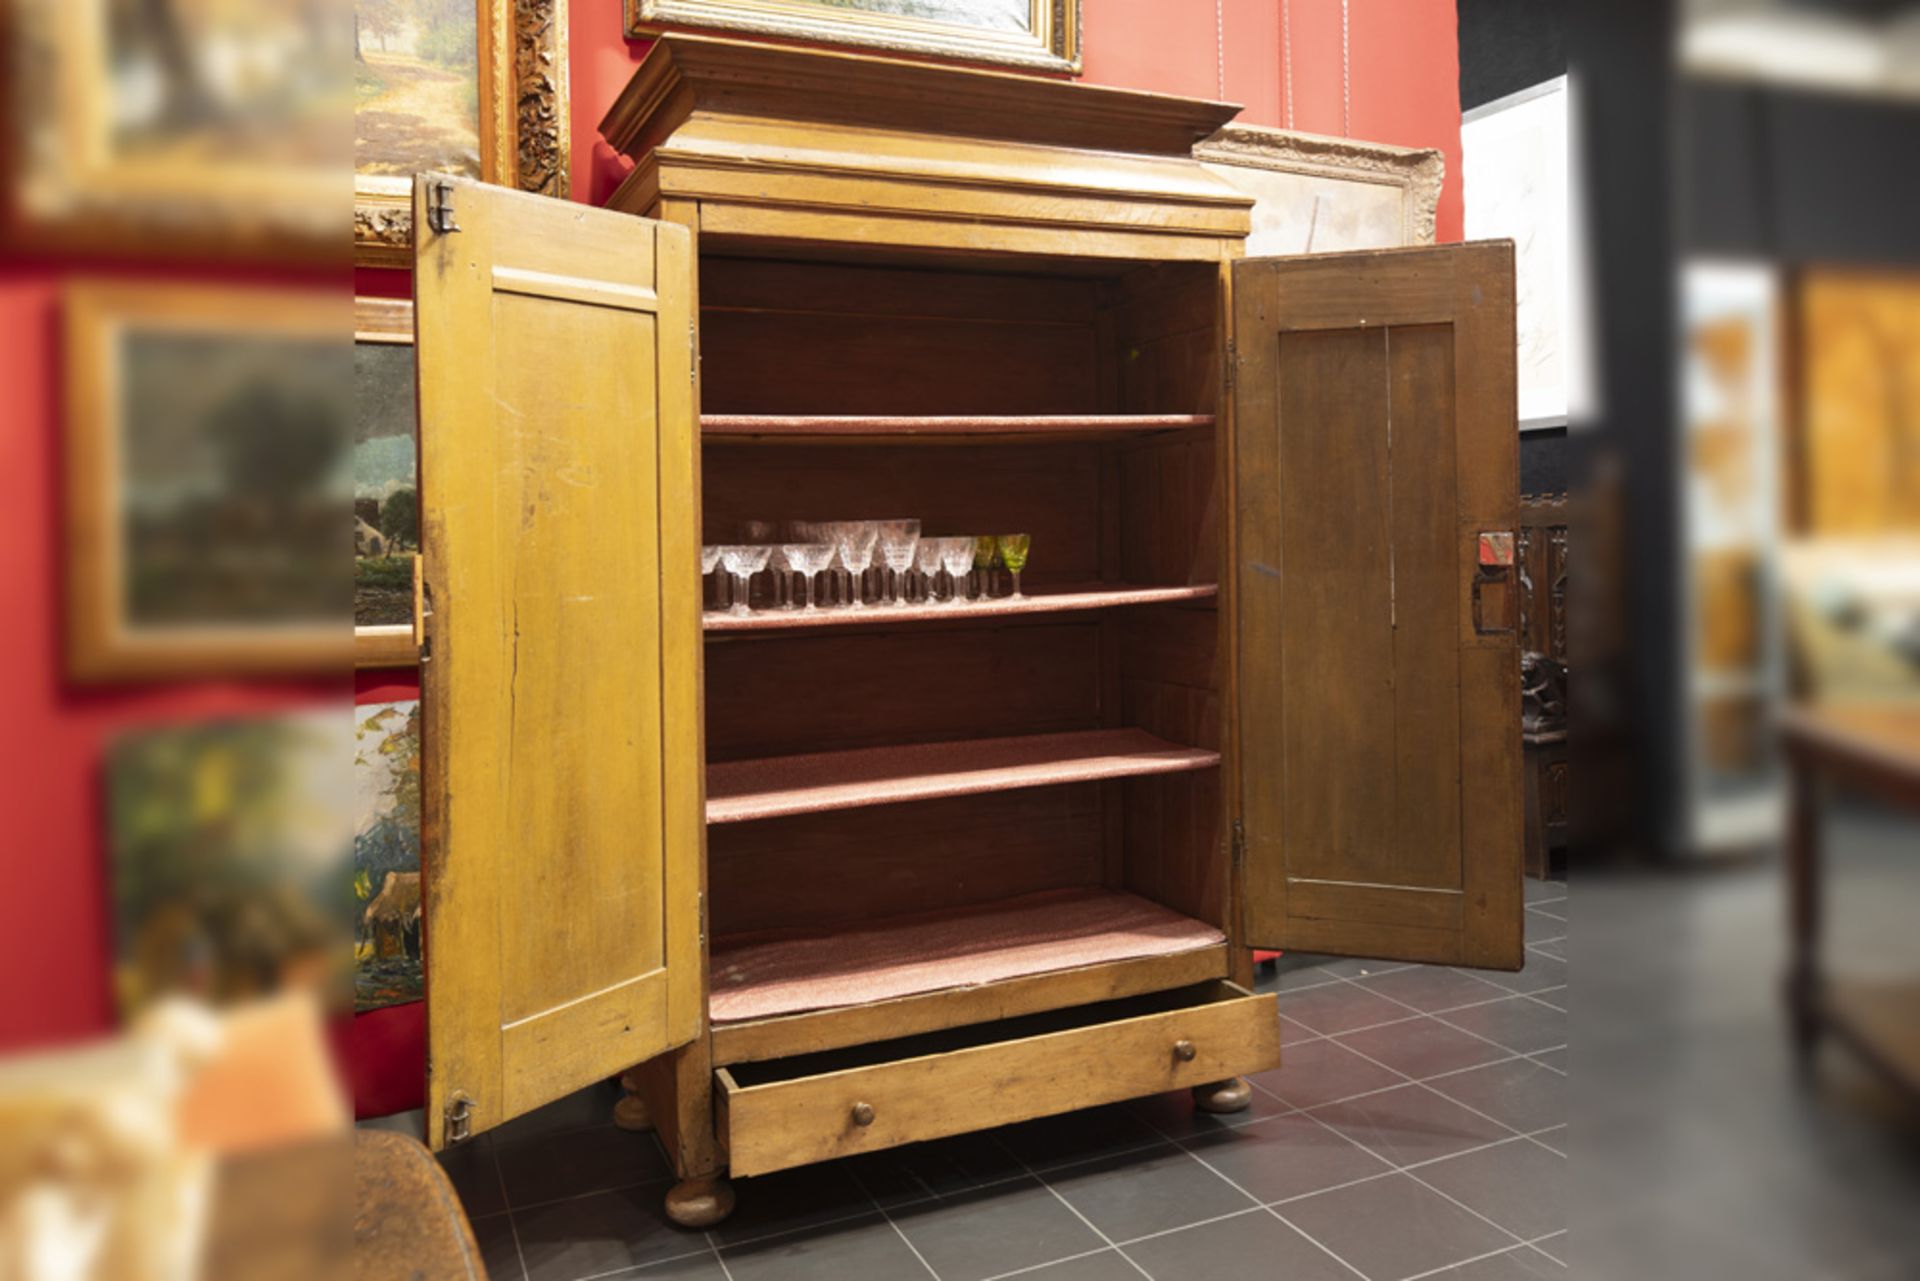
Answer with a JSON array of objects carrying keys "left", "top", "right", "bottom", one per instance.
[
  {"left": 570, "top": 0, "right": 1463, "bottom": 241},
  {"left": 1, "top": 0, "right": 1461, "bottom": 1063}
]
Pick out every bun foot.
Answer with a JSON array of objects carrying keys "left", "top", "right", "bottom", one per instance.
[
  {"left": 613, "top": 1092, "right": 652, "bottom": 1131},
  {"left": 665, "top": 1176, "right": 735, "bottom": 1229},
  {"left": 1192, "top": 1077, "right": 1253, "bottom": 1114},
  {"left": 614, "top": 1068, "right": 652, "bottom": 1132}
]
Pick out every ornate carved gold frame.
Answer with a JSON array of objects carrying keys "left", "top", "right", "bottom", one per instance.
[
  {"left": 2, "top": 0, "right": 567, "bottom": 262},
  {"left": 627, "top": 0, "right": 1082, "bottom": 75},
  {"left": 356, "top": 0, "right": 570, "bottom": 267},
  {"left": 1194, "top": 124, "right": 1444, "bottom": 249}
]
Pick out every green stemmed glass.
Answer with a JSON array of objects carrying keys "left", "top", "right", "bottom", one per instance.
[
  {"left": 973, "top": 534, "right": 999, "bottom": 599},
  {"left": 996, "top": 534, "right": 1032, "bottom": 598}
]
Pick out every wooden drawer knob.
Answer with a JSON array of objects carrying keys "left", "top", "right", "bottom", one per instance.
[
  {"left": 1173, "top": 1039, "right": 1197, "bottom": 1063},
  {"left": 851, "top": 1102, "right": 876, "bottom": 1127}
]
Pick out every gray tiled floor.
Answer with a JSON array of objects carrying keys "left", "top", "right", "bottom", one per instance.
[{"left": 420, "top": 881, "right": 1570, "bottom": 1281}]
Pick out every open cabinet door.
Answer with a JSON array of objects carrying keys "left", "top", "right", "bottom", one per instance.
[
  {"left": 1234, "top": 242, "right": 1523, "bottom": 970},
  {"left": 414, "top": 175, "right": 704, "bottom": 1147}
]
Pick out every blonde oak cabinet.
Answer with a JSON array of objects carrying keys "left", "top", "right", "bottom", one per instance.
[{"left": 409, "top": 36, "right": 1522, "bottom": 1226}]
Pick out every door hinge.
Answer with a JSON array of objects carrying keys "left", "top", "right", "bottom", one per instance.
[
  {"left": 1231, "top": 818, "right": 1246, "bottom": 871},
  {"left": 698, "top": 891, "right": 707, "bottom": 948},
  {"left": 425, "top": 179, "right": 460, "bottom": 236},
  {"left": 690, "top": 322, "right": 699, "bottom": 381},
  {"left": 444, "top": 1093, "right": 475, "bottom": 1145},
  {"left": 1224, "top": 338, "right": 1237, "bottom": 396}
]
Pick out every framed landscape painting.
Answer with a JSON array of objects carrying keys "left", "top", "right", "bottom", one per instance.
[
  {"left": 5, "top": 0, "right": 341, "bottom": 257},
  {"left": 354, "top": 297, "right": 421, "bottom": 667},
  {"left": 627, "top": 0, "right": 1081, "bottom": 74},
  {"left": 65, "top": 284, "right": 351, "bottom": 681},
  {"left": 354, "top": 699, "right": 423, "bottom": 1011},
  {"left": 354, "top": 0, "right": 569, "bottom": 265}
]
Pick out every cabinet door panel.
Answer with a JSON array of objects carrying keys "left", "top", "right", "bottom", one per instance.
[
  {"left": 415, "top": 175, "right": 703, "bottom": 1146},
  {"left": 1233, "top": 243, "right": 1521, "bottom": 969}
]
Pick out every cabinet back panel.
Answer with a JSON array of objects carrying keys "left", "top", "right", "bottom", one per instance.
[
  {"left": 1118, "top": 604, "right": 1224, "bottom": 926},
  {"left": 704, "top": 622, "right": 1102, "bottom": 761},
  {"left": 1118, "top": 435, "right": 1219, "bottom": 587},
  {"left": 701, "top": 442, "right": 1103, "bottom": 586},
  {"left": 700, "top": 258, "right": 1104, "bottom": 415},
  {"left": 1110, "top": 263, "right": 1221, "bottom": 416},
  {"left": 707, "top": 785, "right": 1104, "bottom": 936}
]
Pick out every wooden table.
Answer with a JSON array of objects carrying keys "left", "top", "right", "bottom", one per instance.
[{"left": 1780, "top": 704, "right": 1920, "bottom": 1101}]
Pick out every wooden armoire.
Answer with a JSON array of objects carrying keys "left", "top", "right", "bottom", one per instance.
[{"left": 410, "top": 35, "right": 1522, "bottom": 1226}]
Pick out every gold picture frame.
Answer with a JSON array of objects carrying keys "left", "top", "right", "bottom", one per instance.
[
  {"left": 2, "top": 1, "right": 567, "bottom": 263},
  {"left": 626, "top": 0, "right": 1082, "bottom": 75},
  {"left": 65, "top": 283, "right": 351, "bottom": 681},
  {"left": 354, "top": 297, "right": 421, "bottom": 668},
  {"left": 1194, "top": 125, "right": 1444, "bottom": 256},
  {"left": 355, "top": 0, "right": 571, "bottom": 266}
]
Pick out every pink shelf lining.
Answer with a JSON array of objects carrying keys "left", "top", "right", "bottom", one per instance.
[
  {"left": 704, "top": 583, "right": 1217, "bottom": 632},
  {"left": 705, "top": 728, "right": 1219, "bottom": 825},
  {"left": 708, "top": 887, "right": 1226, "bottom": 1024},
  {"left": 702, "top": 413, "right": 1213, "bottom": 439}
]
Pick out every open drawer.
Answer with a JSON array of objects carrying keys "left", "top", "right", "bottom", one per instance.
[{"left": 715, "top": 981, "right": 1278, "bottom": 1176}]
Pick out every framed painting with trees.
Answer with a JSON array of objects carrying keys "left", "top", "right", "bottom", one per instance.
[
  {"left": 354, "top": 297, "right": 421, "bottom": 667},
  {"left": 626, "top": 0, "right": 1082, "bottom": 74},
  {"left": 354, "top": 0, "right": 570, "bottom": 265},
  {"left": 65, "top": 284, "right": 350, "bottom": 681}
]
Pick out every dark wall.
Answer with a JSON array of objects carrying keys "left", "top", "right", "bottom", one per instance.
[
  {"left": 1460, "top": 0, "right": 1570, "bottom": 494},
  {"left": 1680, "top": 80, "right": 1920, "bottom": 265},
  {"left": 1458, "top": 0, "right": 1566, "bottom": 112}
]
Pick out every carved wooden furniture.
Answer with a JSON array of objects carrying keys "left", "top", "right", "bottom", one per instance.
[
  {"left": 1781, "top": 705, "right": 1920, "bottom": 1105},
  {"left": 1520, "top": 493, "right": 1570, "bottom": 878},
  {"left": 408, "top": 35, "right": 1521, "bottom": 1227}
]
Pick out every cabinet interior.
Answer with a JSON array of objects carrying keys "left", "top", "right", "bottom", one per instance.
[{"left": 696, "top": 248, "right": 1229, "bottom": 1051}]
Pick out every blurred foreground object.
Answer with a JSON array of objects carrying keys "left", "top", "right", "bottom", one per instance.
[
  {"left": 2, "top": 0, "right": 349, "bottom": 260},
  {"left": 1781, "top": 705, "right": 1920, "bottom": 1100},
  {"left": 0, "top": 992, "right": 346, "bottom": 1281},
  {"left": 352, "top": 1132, "right": 487, "bottom": 1281}
]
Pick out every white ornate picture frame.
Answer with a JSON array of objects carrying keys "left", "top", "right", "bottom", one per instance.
[{"left": 1194, "top": 125, "right": 1443, "bottom": 258}]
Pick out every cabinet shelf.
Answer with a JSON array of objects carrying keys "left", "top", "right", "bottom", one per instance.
[
  {"left": 704, "top": 583, "right": 1216, "bottom": 633},
  {"left": 708, "top": 887, "right": 1227, "bottom": 1025},
  {"left": 706, "top": 728, "right": 1219, "bottom": 825},
  {"left": 702, "top": 413, "right": 1213, "bottom": 443}
]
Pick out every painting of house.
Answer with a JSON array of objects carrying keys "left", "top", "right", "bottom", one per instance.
[{"left": 354, "top": 699, "right": 423, "bottom": 1010}]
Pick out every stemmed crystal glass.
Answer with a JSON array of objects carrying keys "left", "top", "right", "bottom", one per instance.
[
  {"left": 876, "top": 519, "right": 921, "bottom": 607},
  {"left": 782, "top": 541, "right": 836, "bottom": 609},
  {"left": 940, "top": 537, "right": 976, "bottom": 604},
  {"left": 835, "top": 521, "right": 880, "bottom": 608},
  {"left": 701, "top": 545, "right": 723, "bottom": 611},
  {"left": 973, "top": 535, "right": 999, "bottom": 599},
  {"left": 914, "top": 538, "right": 944, "bottom": 603},
  {"left": 718, "top": 545, "right": 772, "bottom": 617},
  {"left": 996, "top": 534, "right": 1032, "bottom": 599}
]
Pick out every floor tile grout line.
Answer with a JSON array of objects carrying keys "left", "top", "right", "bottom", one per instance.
[
  {"left": 975, "top": 1245, "right": 1128, "bottom": 1281},
  {"left": 1523, "top": 991, "right": 1569, "bottom": 1013},
  {"left": 1329, "top": 1035, "right": 1545, "bottom": 1147},
  {"left": 564, "top": 1245, "right": 724, "bottom": 1281},
  {"left": 1324, "top": 976, "right": 1559, "bottom": 1073},
  {"left": 1397, "top": 1243, "right": 1541, "bottom": 1281},
  {"left": 1150, "top": 1126, "right": 1371, "bottom": 1281},
  {"left": 837, "top": 1146, "right": 942, "bottom": 1281},
  {"left": 701, "top": 1229, "right": 738, "bottom": 1281},
  {"left": 1528, "top": 1237, "right": 1568, "bottom": 1267},
  {"left": 485, "top": 1135, "right": 532, "bottom": 1281},
  {"left": 1120, "top": 1085, "right": 1376, "bottom": 1281},
  {"left": 987, "top": 1133, "right": 1157, "bottom": 1281}
]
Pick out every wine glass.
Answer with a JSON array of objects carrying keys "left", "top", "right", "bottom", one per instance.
[
  {"left": 701, "top": 545, "right": 723, "bottom": 611},
  {"left": 782, "top": 542, "right": 836, "bottom": 609},
  {"left": 996, "top": 533, "right": 1032, "bottom": 599},
  {"left": 876, "top": 519, "right": 921, "bottom": 607},
  {"left": 914, "top": 537, "right": 944, "bottom": 603},
  {"left": 836, "top": 521, "right": 880, "bottom": 608},
  {"left": 940, "top": 537, "right": 976, "bottom": 604},
  {"left": 718, "top": 545, "right": 772, "bottom": 617},
  {"left": 973, "top": 534, "right": 999, "bottom": 599}
]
